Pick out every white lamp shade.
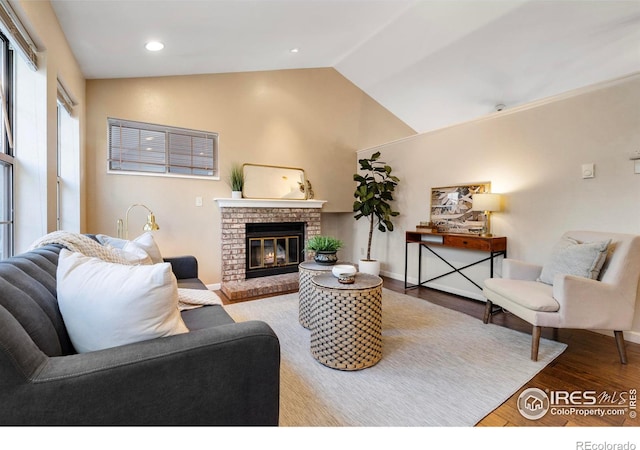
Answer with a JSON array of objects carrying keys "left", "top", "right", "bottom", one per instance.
[{"left": 472, "top": 193, "right": 501, "bottom": 212}]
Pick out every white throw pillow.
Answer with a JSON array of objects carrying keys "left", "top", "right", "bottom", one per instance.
[
  {"left": 57, "top": 249, "right": 188, "bottom": 353},
  {"left": 96, "top": 234, "right": 128, "bottom": 249},
  {"left": 106, "top": 243, "right": 153, "bottom": 265},
  {"left": 538, "top": 237, "right": 611, "bottom": 285},
  {"left": 97, "top": 232, "right": 163, "bottom": 264},
  {"left": 132, "top": 232, "right": 164, "bottom": 264}
]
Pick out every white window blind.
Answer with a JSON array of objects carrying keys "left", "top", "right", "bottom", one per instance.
[
  {"left": 57, "top": 79, "right": 76, "bottom": 115},
  {"left": 108, "top": 118, "right": 219, "bottom": 178},
  {"left": 0, "top": 0, "right": 37, "bottom": 71}
]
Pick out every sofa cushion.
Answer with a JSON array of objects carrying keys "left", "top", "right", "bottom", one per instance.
[
  {"left": 57, "top": 250, "right": 188, "bottom": 353},
  {"left": 181, "top": 305, "right": 235, "bottom": 330},
  {"left": 538, "top": 236, "right": 610, "bottom": 285},
  {"left": 177, "top": 277, "right": 208, "bottom": 290}
]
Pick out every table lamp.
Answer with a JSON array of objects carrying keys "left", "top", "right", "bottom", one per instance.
[{"left": 472, "top": 193, "right": 501, "bottom": 237}]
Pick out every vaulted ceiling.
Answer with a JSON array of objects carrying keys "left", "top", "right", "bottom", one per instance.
[{"left": 50, "top": 0, "right": 640, "bottom": 134}]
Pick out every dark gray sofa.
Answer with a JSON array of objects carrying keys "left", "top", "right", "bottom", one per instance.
[{"left": 0, "top": 244, "right": 280, "bottom": 426}]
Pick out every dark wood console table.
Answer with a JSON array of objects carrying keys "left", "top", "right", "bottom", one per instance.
[{"left": 404, "top": 230, "right": 507, "bottom": 295}]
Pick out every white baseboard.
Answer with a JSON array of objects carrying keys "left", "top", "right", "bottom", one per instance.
[
  {"left": 625, "top": 330, "right": 640, "bottom": 344},
  {"left": 206, "top": 283, "right": 221, "bottom": 291},
  {"left": 596, "top": 329, "right": 640, "bottom": 345},
  {"left": 380, "top": 269, "right": 486, "bottom": 302}
]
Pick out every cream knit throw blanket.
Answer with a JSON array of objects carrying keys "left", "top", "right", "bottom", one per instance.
[
  {"left": 29, "top": 231, "right": 222, "bottom": 310},
  {"left": 29, "top": 231, "right": 133, "bottom": 264}
]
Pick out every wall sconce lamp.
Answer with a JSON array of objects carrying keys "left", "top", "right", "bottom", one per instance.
[
  {"left": 116, "top": 204, "right": 160, "bottom": 239},
  {"left": 472, "top": 193, "right": 501, "bottom": 237}
]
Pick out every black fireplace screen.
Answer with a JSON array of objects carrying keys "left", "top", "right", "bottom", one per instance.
[{"left": 245, "top": 222, "right": 305, "bottom": 279}]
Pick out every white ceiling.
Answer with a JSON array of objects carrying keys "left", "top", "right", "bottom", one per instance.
[{"left": 49, "top": 0, "right": 640, "bottom": 134}]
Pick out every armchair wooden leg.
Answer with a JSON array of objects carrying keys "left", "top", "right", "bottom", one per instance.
[
  {"left": 483, "top": 300, "right": 493, "bottom": 324},
  {"left": 614, "top": 330, "right": 628, "bottom": 364},
  {"left": 531, "top": 326, "right": 541, "bottom": 362}
]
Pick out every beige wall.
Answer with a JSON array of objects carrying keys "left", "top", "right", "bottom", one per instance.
[
  {"left": 13, "top": 0, "right": 86, "bottom": 251},
  {"left": 85, "top": 68, "right": 415, "bottom": 285},
  {"left": 345, "top": 73, "right": 640, "bottom": 341}
]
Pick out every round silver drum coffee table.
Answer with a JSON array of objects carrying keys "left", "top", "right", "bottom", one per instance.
[
  {"left": 310, "top": 273, "right": 383, "bottom": 371},
  {"left": 298, "top": 261, "right": 350, "bottom": 329}
]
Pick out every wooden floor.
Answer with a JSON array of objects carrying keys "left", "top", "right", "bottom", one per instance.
[{"left": 218, "top": 276, "right": 640, "bottom": 427}]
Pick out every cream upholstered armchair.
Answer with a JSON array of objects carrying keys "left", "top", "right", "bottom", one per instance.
[{"left": 483, "top": 231, "right": 640, "bottom": 364}]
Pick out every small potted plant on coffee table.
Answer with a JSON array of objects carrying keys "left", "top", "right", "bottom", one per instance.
[{"left": 306, "top": 235, "right": 343, "bottom": 265}]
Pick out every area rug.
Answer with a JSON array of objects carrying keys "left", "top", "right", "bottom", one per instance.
[{"left": 224, "top": 289, "right": 567, "bottom": 426}]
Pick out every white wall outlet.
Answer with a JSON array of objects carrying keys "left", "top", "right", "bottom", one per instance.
[
  {"left": 635, "top": 160, "right": 640, "bottom": 174},
  {"left": 195, "top": 196, "right": 203, "bottom": 207},
  {"left": 582, "top": 163, "right": 595, "bottom": 179}
]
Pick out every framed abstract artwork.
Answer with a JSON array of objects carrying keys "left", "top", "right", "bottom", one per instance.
[{"left": 430, "top": 182, "right": 490, "bottom": 233}]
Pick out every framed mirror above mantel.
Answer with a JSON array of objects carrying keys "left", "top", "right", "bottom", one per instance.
[{"left": 242, "top": 164, "right": 309, "bottom": 200}]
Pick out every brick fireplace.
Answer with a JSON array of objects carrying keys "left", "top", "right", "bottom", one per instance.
[{"left": 216, "top": 198, "right": 325, "bottom": 300}]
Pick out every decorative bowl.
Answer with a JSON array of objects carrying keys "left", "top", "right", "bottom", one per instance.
[
  {"left": 332, "top": 264, "right": 357, "bottom": 278},
  {"left": 337, "top": 274, "right": 356, "bottom": 284}
]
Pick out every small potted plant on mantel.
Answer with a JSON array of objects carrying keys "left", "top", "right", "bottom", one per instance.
[
  {"left": 306, "top": 235, "right": 343, "bottom": 265},
  {"left": 228, "top": 163, "right": 244, "bottom": 199},
  {"left": 353, "top": 151, "right": 400, "bottom": 276}
]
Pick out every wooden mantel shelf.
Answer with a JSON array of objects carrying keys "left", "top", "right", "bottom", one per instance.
[{"left": 214, "top": 198, "right": 327, "bottom": 209}]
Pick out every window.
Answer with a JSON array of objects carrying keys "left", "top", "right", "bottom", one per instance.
[
  {"left": 108, "top": 118, "right": 219, "bottom": 179},
  {"left": 56, "top": 81, "right": 80, "bottom": 232},
  {"left": 56, "top": 98, "right": 80, "bottom": 232},
  {"left": 0, "top": 31, "right": 13, "bottom": 258},
  {"left": 56, "top": 101, "right": 63, "bottom": 230}
]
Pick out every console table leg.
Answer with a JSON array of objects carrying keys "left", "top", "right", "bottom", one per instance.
[{"left": 483, "top": 300, "right": 493, "bottom": 324}]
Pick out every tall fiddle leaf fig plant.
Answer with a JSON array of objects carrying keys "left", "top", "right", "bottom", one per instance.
[{"left": 353, "top": 151, "right": 400, "bottom": 261}]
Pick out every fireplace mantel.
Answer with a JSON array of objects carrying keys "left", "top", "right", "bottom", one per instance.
[{"left": 215, "top": 198, "right": 326, "bottom": 209}]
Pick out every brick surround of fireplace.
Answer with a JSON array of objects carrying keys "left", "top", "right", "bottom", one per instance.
[{"left": 216, "top": 198, "right": 325, "bottom": 300}]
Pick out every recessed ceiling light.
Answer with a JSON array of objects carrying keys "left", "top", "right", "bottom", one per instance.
[
  {"left": 145, "top": 41, "right": 164, "bottom": 52},
  {"left": 289, "top": 48, "right": 300, "bottom": 53}
]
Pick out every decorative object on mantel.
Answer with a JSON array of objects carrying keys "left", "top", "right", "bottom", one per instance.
[
  {"left": 353, "top": 151, "right": 400, "bottom": 276},
  {"left": 116, "top": 203, "right": 160, "bottom": 239},
  {"left": 228, "top": 163, "right": 244, "bottom": 199},
  {"left": 472, "top": 193, "right": 502, "bottom": 237},
  {"left": 306, "top": 235, "right": 343, "bottom": 265},
  {"left": 430, "top": 182, "right": 489, "bottom": 234},
  {"left": 298, "top": 179, "right": 314, "bottom": 199}
]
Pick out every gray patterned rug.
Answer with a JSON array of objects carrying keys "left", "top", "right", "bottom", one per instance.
[{"left": 224, "top": 288, "right": 567, "bottom": 426}]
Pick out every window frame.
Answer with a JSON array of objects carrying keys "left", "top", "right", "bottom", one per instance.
[
  {"left": 0, "top": 30, "right": 13, "bottom": 258},
  {"left": 107, "top": 117, "right": 220, "bottom": 180},
  {"left": 56, "top": 100, "right": 62, "bottom": 230}
]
